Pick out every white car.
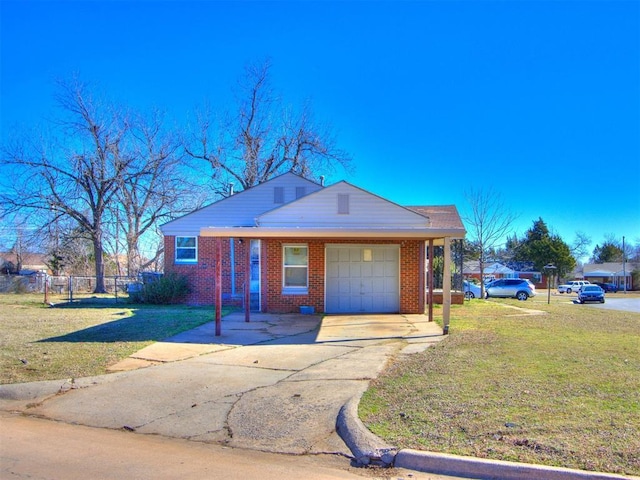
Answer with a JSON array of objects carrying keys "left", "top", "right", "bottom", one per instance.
[
  {"left": 558, "top": 280, "right": 590, "bottom": 294},
  {"left": 463, "top": 281, "right": 482, "bottom": 299}
]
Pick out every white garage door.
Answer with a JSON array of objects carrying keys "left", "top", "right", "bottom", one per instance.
[{"left": 325, "top": 245, "right": 400, "bottom": 313}]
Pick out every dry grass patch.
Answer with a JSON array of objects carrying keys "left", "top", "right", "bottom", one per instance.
[
  {"left": 0, "top": 294, "right": 229, "bottom": 384},
  {"left": 360, "top": 298, "right": 640, "bottom": 476}
]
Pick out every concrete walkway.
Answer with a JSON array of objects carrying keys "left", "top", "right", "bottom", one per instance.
[{"left": 0, "top": 312, "right": 443, "bottom": 457}]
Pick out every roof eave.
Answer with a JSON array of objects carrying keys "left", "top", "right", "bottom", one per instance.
[{"left": 199, "top": 226, "right": 465, "bottom": 239}]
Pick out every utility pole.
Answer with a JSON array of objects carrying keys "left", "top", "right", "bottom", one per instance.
[{"left": 622, "top": 236, "right": 626, "bottom": 293}]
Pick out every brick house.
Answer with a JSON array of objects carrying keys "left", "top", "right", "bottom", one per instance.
[{"left": 161, "top": 173, "right": 465, "bottom": 325}]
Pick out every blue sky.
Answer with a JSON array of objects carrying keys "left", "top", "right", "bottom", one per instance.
[{"left": 2, "top": 0, "right": 639, "bottom": 257}]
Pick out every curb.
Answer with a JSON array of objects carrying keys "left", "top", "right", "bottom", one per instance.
[
  {"left": 337, "top": 395, "right": 638, "bottom": 480},
  {"left": 395, "top": 449, "right": 637, "bottom": 480},
  {"left": 335, "top": 395, "right": 396, "bottom": 466}
]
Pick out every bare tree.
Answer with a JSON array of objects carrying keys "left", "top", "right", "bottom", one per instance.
[
  {"left": 185, "top": 60, "right": 351, "bottom": 195},
  {"left": 463, "top": 188, "right": 518, "bottom": 298},
  {"left": 0, "top": 79, "right": 135, "bottom": 292},
  {"left": 571, "top": 231, "right": 592, "bottom": 262},
  {"left": 112, "top": 110, "right": 194, "bottom": 276}
]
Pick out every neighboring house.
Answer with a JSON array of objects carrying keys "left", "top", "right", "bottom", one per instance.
[
  {"left": 0, "top": 252, "right": 49, "bottom": 275},
  {"left": 583, "top": 262, "right": 638, "bottom": 291},
  {"left": 463, "top": 261, "right": 515, "bottom": 284},
  {"left": 463, "top": 260, "right": 545, "bottom": 288},
  {"left": 161, "top": 173, "right": 466, "bottom": 321},
  {"left": 505, "top": 261, "right": 545, "bottom": 289}
]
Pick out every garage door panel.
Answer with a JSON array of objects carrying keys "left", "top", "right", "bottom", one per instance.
[
  {"left": 384, "top": 262, "right": 397, "bottom": 276},
  {"left": 338, "top": 249, "right": 350, "bottom": 262},
  {"left": 349, "top": 264, "right": 361, "bottom": 278}
]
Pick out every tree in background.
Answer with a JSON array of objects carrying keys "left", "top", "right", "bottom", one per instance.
[
  {"left": 513, "top": 218, "right": 576, "bottom": 280},
  {"left": 184, "top": 60, "right": 351, "bottom": 196},
  {"left": 1, "top": 80, "right": 143, "bottom": 292},
  {"left": 463, "top": 188, "right": 518, "bottom": 298},
  {"left": 591, "top": 242, "right": 624, "bottom": 263},
  {"left": 112, "top": 110, "right": 196, "bottom": 277},
  {"left": 571, "top": 231, "right": 592, "bottom": 262}
]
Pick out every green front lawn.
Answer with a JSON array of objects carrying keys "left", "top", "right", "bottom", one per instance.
[
  {"left": 360, "top": 298, "right": 640, "bottom": 476},
  {"left": 0, "top": 294, "right": 232, "bottom": 385}
]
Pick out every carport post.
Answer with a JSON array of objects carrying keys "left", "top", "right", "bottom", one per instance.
[
  {"left": 215, "top": 237, "right": 222, "bottom": 336},
  {"left": 244, "top": 238, "right": 251, "bottom": 322},
  {"left": 427, "top": 239, "right": 434, "bottom": 322},
  {"left": 442, "top": 237, "right": 451, "bottom": 335}
]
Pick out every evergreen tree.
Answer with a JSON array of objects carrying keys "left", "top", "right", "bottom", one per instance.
[{"left": 514, "top": 218, "right": 576, "bottom": 278}]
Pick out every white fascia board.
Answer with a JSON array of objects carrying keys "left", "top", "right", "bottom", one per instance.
[{"left": 200, "top": 226, "right": 464, "bottom": 239}]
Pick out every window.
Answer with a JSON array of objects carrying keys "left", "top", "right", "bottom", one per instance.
[
  {"left": 175, "top": 236, "right": 197, "bottom": 263},
  {"left": 283, "top": 245, "right": 308, "bottom": 292},
  {"left": 296, "top": 186, "right": 306, "bottom": 199}
]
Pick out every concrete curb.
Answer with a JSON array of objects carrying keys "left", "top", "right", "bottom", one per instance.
[
  {"left": 338, "top": 395, "right": 638, "bottom": 480},
  {"left": 335, "top": 395, "right": 396, "bottom": 466},
  {"left": 395, "top": 449, "right": 638, "bottom": 480}
]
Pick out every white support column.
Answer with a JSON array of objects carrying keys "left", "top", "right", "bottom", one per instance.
[{"left": 442, "top": 237, "right": 451, "bottom": 335}]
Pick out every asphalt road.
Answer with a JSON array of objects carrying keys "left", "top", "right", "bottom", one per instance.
[
  {"left": 0, "top": 413, "right": 461, "bottom": 480},
  {"left": 577, "top": 297, "right": 640, "bottom": 313}
]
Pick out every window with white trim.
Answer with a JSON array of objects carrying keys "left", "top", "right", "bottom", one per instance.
[
  {"left": 283, "top": 245, "right": 308, "bottom": 293},
  {"left": 175, "top": 236, "right": 197, "bottom": 263}
]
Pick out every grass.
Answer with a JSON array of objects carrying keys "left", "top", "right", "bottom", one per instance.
[
  {"left": 0, "top": 293, "right": 233, "bottom": 385},
  {"left": 360, "top": 295, "right": 640, "bottom": 476}
]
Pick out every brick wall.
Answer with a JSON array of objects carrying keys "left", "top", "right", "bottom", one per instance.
[
  {"left": 165, "top": 235, "right": 427, "bottom": 313},
  {"left": 164, "top": 236, "right": 249, "bottom": 306}
]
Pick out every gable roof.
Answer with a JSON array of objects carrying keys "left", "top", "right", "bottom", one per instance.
[
  {"left": 161, "top": 172, "right": 322, "bottom": 236},
  {"left": 258, "top": 181, "right": 431, "bottom": 228},
  {"left": 161, "top": 172, "right": 466, "bottom": 240}
]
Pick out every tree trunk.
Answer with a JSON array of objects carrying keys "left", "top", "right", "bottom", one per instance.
[{"left": 93, "top": 236, "right": 107, "bottom": 293}]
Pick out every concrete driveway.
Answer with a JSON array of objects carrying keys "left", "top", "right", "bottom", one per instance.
[{"left": 0, "top": 312, "right": 444, "bottom": 457}]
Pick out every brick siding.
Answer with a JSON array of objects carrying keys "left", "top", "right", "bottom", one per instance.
[{"left": 165, "top": 236, "right": 426, "bottom": 313}]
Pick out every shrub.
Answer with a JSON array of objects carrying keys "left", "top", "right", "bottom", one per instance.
[{"left": 130, "top": 273, "right": 190, "bottom": 304}]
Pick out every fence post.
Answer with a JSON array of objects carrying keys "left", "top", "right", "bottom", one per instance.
[
  {"left": 68, "top": 276, "right": 73, "bottom": 303},
  {"left": 114, "top": 276, "right": 118, "bottom": 302}
]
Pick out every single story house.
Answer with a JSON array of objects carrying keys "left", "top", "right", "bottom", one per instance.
[
  {"left": 583, "top": 262, "right": 638, "bottom": 291},
  {"left": 463, "top": 261, "right": 515, "bottom": 284},
  {"left": 161, "top": 173, "right": 466, "bottom": 326},
  {"left": 463, "top": 260, "right": 546, "bottom": 288}
]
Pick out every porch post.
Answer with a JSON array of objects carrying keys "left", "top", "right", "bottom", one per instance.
[
  {"left": 215, "top": 237, "right": 222, "bottom": 336},
  {"left": 428, "top": 239, "right": 434, "bottom": 322},
  {"left": 442, "top": 236, "right": 451, "bottom": 335},
  {"left": 418, "top": 240, "right": 425, "bottom": 313},
  {"left": 244, "top": 238, "right": 251, "bottom": 322}
]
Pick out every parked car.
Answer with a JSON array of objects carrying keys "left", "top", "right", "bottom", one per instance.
[
  {"left": 463, "top": 280, "right": 482, "bottom": 299},
  {"left": 485, "top": 278, "right": 536, "bottom": 301},
  {"left": 577, "top": 284, "right": 605, "bottom": 304},
  {"left": 594, "top": 282, "right": 618, "bottom": 293},
  {"left": 557, "top": 280, "right": 590, "bottom": 294}
]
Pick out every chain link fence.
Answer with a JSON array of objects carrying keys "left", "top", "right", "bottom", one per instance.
[{"left": 0, "top": 274, "right": 139, "bottom": 303}]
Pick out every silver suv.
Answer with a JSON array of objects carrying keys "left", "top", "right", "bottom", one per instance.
[{"left": 485, "top": 279, "right": 536, "bottom": 301}]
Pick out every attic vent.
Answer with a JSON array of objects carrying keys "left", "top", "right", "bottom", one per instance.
[
  {"left": 296, "top": 186, "right": 306, "bottom": 199},
  {"left": 337, "top": 193, "right": 350, "bottom": 214},
  {"left": 274, "top": 186, "right": 284, "bottom": 204}
]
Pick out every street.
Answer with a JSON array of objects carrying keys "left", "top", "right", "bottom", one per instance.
[{"left": 1, "top": 412, "right": 458, "bottom": 480}]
